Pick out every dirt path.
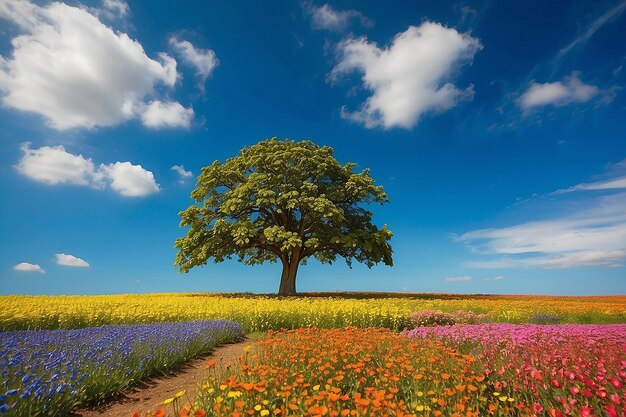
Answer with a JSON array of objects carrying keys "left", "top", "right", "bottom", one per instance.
[{"left": 74, "top": 340, "right": 250, "bottom": 417}]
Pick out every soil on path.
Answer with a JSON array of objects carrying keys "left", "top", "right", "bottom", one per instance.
[{"left": 74, "top": 340, "right": 250, "bottom": 417}]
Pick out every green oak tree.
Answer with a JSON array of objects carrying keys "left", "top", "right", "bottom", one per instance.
[{"left": 174, "top": 138, "right": 393, "bottom": 295}]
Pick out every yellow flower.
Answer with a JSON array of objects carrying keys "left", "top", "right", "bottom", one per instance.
[
  {"left": 313, "top": 385, "right": 320, "bottom": 391},
  {"left": 260, "top": 410, "right": 270, "bottom": 416},
  {"left": 162, "top": 397, "right": 174, "bottom": 405},
  {"left": 255, "top": 405, "right": 262, "bottom": 411},
  {"left": 175, "top": 390, "right": 186, "bottom": 398},
  {"left": 415, "top": 405, "right": 425, "bottom": 411},
  {"left": 499, "top": 396, "right": 507, "bottom": 402}
]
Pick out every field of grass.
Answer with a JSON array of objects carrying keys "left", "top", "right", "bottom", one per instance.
[
  {"left": 1, "top": 292, "right": 624, "bottom": 332},
  {"left": 0, "top": 292, "right": 625, "bottom": 416}
]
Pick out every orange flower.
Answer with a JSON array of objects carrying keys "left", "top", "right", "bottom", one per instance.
[{"left": 206, "top": 359, "right": 217, "bottom": 369}]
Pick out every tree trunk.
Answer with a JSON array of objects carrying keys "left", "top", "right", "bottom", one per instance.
[{"left": 278, "top": 255, "right": 299, "bottom": 296}]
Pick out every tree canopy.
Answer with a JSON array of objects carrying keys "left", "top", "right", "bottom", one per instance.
[{"left": 174, "top": 138, "right": 393, "bottom": 295}]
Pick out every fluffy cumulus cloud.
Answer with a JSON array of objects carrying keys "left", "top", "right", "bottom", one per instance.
[
  {"left": 169, "top": 36, "right": 218, "bottom": 91},
  {"left": 139, "top": 100, "right": 194, "bottom": 129},
  {"left": 15, "top": 143, "right": 104, "bottom": 187},
  {"left": 101, "top": 0, "right": 130, "bottom": 18},
  {"left": 13, "top": 262, "right": 45, "bottom": 273},
  {"left": 55, "top": 253, "right": 90, "bottom": 268},
  {"left": 444, "top": 275, "right": 472, "bottom": 282},
  {"left": 330, "top": 22, "right": 482, "bottom": 129},
  {"left": 519, "top": 73, "right": 599, "bottom": 112},
  {"left": 302, "top": 1, "right": 373, "bottom": 32},
  {"left": 16, "top": 143, "right": 159, "bottom": 197},
  {"left": 101, "top": 162, "right": 160, "bottom": 197},
  {"left": 171, "top": 165, "right": 193, "bottom": 183},
  {"left": 0, "top": 0, "right": 192, "bottom": 130}
]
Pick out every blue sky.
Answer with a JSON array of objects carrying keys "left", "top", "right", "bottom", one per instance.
[{"left": 1, "top": 0, "right": 625, "bottom": 296}]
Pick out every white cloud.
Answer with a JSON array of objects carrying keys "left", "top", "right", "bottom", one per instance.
[
  {"left": 302, "top": 1, "right": 373, "bottom": 32},
  {"left": 13, "top": 262, "right": 45, "bottom": 273},
  {"left": 169, "top": 37, "right": 218, "bottom": 91},
  {"left": 330, "top": 22, "right": 481, "bottom": 129},
  {"left": 555, "top": 177, "right": 626, "bottom": 193},
  {"left": 16, "top": 143, "right": 159, "bottom": 197},
  {"left": 482, "top": 275, "right": 505, "bottom": 281},
  {"left": 139, "top": 100, "right": 194, "bottom": 129},
  {"left": 171, "top": 165, "right": 193, "bottom": 183},
  {"left": 101, "top": 0, "right": 129, "bottom": 18},
  {"left": 0, "top": 0, "right": 192, "bottom": 130},
  {"left": 460, "top": 192, "right": 626, "bottom": 269},
  {"left": 101, "top": 162, "right": 160, "bottom": 197},
  {"left": 556, "top": 1, "right": 626, "bottom": 60},
  {"left": 55, "top": 253, "right": 90, "bottom": 268},
  {"left": 444, "top": 275, "right": 472, "bottom": 282},
  {"left": 16, "top": 143, "right": 104, "bottom": 187},
  {"left": 519, "top": 73, "right": 599, "bottom": 111}
]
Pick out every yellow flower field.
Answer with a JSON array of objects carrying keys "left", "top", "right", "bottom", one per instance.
[{"left": 1, "top": 293, "right": 624, "bottom": 332}]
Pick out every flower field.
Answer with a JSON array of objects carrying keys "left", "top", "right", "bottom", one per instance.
[
  {"left": 0, "top": 293, "right": 625, "bottom": 417},
  {"left": 0, "top": 320, "right": 243, "bottom": 416},
  {"left": 407, "top": 324, "right": 626, "bottom": 416},
  {"left": 1, "top": 293, "right": 624, "bottom": 332},
  {"left": 163, "top": 325, "right": 626, "bottom": 417}
]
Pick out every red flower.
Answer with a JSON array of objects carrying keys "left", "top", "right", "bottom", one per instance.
[
  {"left": 608, "top": 377, "right": 622, "bottom": 389},
  {"left": 579, "top": 407, "right": 594, "bottom": 417},
  {"left": 605, "top": 403, "right": 618, "bottom": 417}
]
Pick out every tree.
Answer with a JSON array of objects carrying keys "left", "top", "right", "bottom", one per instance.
[{"left": 174, "top": 138, "right": 393, "bottom": 296}]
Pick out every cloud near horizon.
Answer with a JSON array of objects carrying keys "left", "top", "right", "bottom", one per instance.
[
  {"left": 0, "top": 0, "right": 193, "bottom": 130},
  {"left": 444, "top": 275, "right": 472, "bottom": 282},
  {"left": 330, "top": 22, "right": 481, "bottom": 129},
  {"left": 13, "top": 262, "right": 45, "bottom": 273},
  {"left": 459, "top": 161, "right": 626, "bottom": 269},
  {"left": 482, "top": 275, "right": 505, "bottom": 281},
  {"left": 16, "top": 143, "right": 160, "bottom": 197},
  {"left": 55, "top": 253, "right": 90, "bottom": 268}
]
